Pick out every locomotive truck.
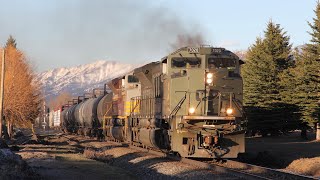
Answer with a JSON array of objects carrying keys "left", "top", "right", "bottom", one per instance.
[{"left": 61, "top": 46, "right": 245, "bottom": 158}]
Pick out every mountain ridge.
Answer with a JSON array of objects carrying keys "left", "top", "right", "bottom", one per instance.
[{"left": 37, "top": 60, "right": 140, "bottom": 100}]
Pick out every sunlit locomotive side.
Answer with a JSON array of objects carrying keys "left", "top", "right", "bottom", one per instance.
[
  {"left": 104, "top": 72, "right": 141, "bottom": 142},
  {"left": 128, "top": 46, "right": 245, "bottom": 158}
]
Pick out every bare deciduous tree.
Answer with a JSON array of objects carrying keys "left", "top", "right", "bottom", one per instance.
[{"left": 0, "top": 43, "right": 42, "bottom": 138}]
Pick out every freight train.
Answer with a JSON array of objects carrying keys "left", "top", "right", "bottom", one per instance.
[{"left": 59, "top": 46, "right": 246, "bottom": 158}]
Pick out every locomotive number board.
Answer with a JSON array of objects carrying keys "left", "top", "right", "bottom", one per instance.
[
  {"left": 211, "top": 48, "right": 223, "bottom": 53},
  {"left": 187, "top": 47, "right": 199, "bottom": 53}
]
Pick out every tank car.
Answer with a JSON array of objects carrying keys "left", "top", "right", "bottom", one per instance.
[
  {"left": 61, "top": 87, "right": 109, "bottom": 137},
  {"left": 60, "top": 104, "right": 70, "bottom": 133},
  {"left": 74, "top": 96, "right": 97, "bottom": 136},
  {"left": 63, "top": 99, "right": 80, "bottom": 133}
]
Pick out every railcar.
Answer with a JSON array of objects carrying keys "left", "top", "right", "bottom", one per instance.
[
  {"left": 60, "top": 46, "right": 245, "bottom": 158},
  {"left": 104, "top": 46, "right": 245, "bottom": 158}
]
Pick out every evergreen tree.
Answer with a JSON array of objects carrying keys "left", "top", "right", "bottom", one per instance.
[
  {"left": 243, "top": 38, "right": 266, "bottom": 106},
  {"left": 5, "top": 35, "right": 17, "bottom": 48},
  {"left": 244, "top": 21, "right": 292, "bottom": 106},
  {"left": 284, "top": 2, "right": 320, "bottom": 125},
  {"left": 263, "top": 22, "right": 292, "bottom": 71},
  {"left": 243, "top": 21, "right": 295, "bottom": 135},
  {"left": 279, "top": 48, "right": 300, "bottom": 104}
]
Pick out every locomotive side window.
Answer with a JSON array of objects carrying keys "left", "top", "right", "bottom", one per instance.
[
  {"left": 208, "top": 58, "right": 236, "bottom": 68},
  {"left": 172, "top": 58, "right": 186, "bottom": 68},
  {"left": 172, "top": 57, "right": 201, "bottom": 68},
  {"left": 128, "top": 75, "right": 139, "bottom": 83}
]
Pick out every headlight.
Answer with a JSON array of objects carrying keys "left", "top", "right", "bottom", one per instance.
[
  {"left": 206, "top": 73, "right": 213, "bottom": 79},
  {"left": 226, "top": 108, "right": 233, "bottom": 115},
  {"left": 189, "top": 107, "right": 195, "bottom": 114},
  {"left": 206, "top": 78, "right": 213, "bottom": 84},
  {"left": 206, "top": 73, "right": 213, "bottom": 85}
]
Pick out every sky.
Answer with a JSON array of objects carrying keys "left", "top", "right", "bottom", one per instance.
[{"left": 0, "top": 0, "right": 317, "bottom": 72}]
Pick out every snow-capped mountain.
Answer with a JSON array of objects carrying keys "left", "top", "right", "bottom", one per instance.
[{"left": 37, "top": 60, "right": 139, "bottom": 100}]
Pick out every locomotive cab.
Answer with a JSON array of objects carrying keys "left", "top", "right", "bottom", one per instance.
[{"left": 164, "top": 46, "right": 245, "bottom": 158}]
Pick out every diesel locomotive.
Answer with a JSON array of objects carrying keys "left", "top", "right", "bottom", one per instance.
[{"left": 60, "top": 46, "right": 245, "bottom": 158}]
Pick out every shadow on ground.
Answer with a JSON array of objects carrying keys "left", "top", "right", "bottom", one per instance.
[{"left": 239, "top": 131, "right": 320, "bottom": 168}]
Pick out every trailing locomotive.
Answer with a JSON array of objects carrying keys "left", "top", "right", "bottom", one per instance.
[{"left": 60, "top": 46, "right": 245, "bottom": 158}]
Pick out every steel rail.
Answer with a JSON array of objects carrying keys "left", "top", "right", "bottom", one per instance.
[
  {"left": 129, "top": 145, "right": 268, "bottom": 180},
  {"left": 129, "top": 144, "right": 316, "bottom": 180},
  {"left": 46, "top": 133, "right": 317, "bottom": 180}
]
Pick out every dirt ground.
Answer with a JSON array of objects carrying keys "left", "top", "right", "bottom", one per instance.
[
  {"left": 14, "top": 131, "right": 243, "bottom": 180},
  {"left": 242, "top": 131, "right": 320, "bottom": 177},
  {"left": 10, "top": 129, "right": 320, "bottom": 179},
  {"left": 16, "top": 133, "right": 135, "bottom": 180}
]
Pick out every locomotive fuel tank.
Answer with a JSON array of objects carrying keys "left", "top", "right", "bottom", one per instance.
[
  {"left": 138, "top": 128, "right": 166, "bottom": 149},
  {"left": 110, "top": 126, "right": 125, "bottom": 141}
]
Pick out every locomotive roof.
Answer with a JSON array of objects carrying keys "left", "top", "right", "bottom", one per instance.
[{"left": 162, "top": 46, "right": 239, "bottom": 60}]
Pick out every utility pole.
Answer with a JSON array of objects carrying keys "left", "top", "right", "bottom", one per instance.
[
  {"left": 0, "top": 49, "right": 5, "bottom": 138},
  {"left": 43, "top": 101, "right": 46, "bottom": 132},
  {"left": 317, "top": 123, "right": 320, "bottom": 141}
]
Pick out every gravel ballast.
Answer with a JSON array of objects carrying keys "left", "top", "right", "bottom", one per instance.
[{"left": 83, "top": 145, "right": 243, "bottom": 180}]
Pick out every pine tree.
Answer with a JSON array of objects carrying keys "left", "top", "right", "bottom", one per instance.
[
  {"left": 243, "top": 21, "right": 295, "bottom": 135},
  {"left": 244, "top": 21, "right": 292, "bottom": 106},
  {"left": 243, "top": 38, "right": 266, "bottom": 106},
  {"left": 286, "top": 2, "right": 320, "bottom": 125},
  {"left": 5, "top": 35, "right": 17, "bottom": 48}
]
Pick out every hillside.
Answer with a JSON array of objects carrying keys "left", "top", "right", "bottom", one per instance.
[{"left": 36, "top": 60, "right": 139, "bottom": 100}]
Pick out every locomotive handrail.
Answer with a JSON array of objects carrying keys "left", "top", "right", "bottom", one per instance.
[
  {"left": 130, "top": 97, "right": 141, "bottom": 115},
  {"left": 103, "top": 102, "right": 113, "bottom": 118},
  {"left": 169, "top": 91, "right": 187, "bottom": 118},
  {"left": 232, "top": 98, "right": 248, "bottom": 127},
  {"left": 130, "top": 96, "right": 163, "bottom": 117}
]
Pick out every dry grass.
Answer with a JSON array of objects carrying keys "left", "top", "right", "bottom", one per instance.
[{"left": 286, "top": 157, "right": 320, "bottom": 177}]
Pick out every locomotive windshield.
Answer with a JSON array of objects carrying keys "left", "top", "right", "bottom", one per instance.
[
  {"left": 172, "top": 57, "right": 201, "bottom": 68},
  {"left": 207, "top": 57, "right": 236, "bottom": 68},
  {"left": 128, "top": 75, "right": 139, "bottom": 83}
]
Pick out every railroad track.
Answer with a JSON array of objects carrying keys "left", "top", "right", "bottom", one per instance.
[
  {"left": 129, "top": 145, "right": 316, "bottom": 180},
  {"left": 31, "top": 133, "right": 317, "bottom": 180}
]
